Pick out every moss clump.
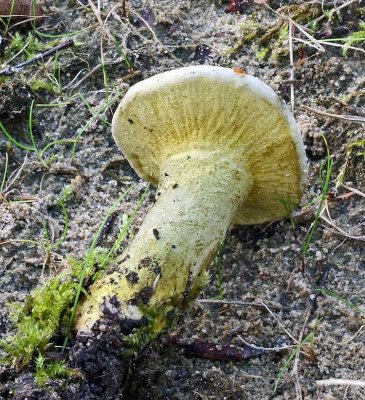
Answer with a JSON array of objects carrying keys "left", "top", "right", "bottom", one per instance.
[
  {"left": 34, "top": 353, "right": 77, "bottom": 386},
  {"left": 1, "top": 259, "right": 85, "bottom": 367},
  {"left": 336, "top": 139, "right": 365, "bottom": 187},
  {"left": 1, "top": 187, "right": 147, "bottom": 385},
  {"left": 1, "top": 32, "right": 54, "bottom": 63},
  {"left": 229, "top": 4, "right": 321, "bottom": 62}
]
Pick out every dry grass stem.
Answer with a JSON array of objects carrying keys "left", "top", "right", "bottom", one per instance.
[
  {"left": 320, "top": 202, "right": 365, "bottom": 241},
  {"left": 262, "top": 1, "right": 365, "bottom": 54},
  {"left": 198, "top": 298, "right": 282, "bottom": 311},
  {"left": 1, "top": 155, "right": 28, "bottom": 200},
  {"left": 305, "top": 0, "right": 360, "bottom": 28},
  {"left": 240, "top": 373, "right": 292, "bottom": 382},
  {"left": 199, "top": 299, "right": 298, "bottom": 343},
  {"left": 316, "top": 39, "right": 365, "bottom": 54},
  {"left": 342, "top": 185, "right": 365, "bottom": 199},
  {"left": 66, "top": 59, "right": 125, "bottom": 91},
  {"left": 334, "top": 324, "right": 365, "bottom": 345},
  {"left": 262, "top": 3, "right": 325, "bottom": 52},
  {"left": 131, "top": 10, "right": 183, "bottom": 65},
  {"left": 316, "top": 378, "right": 365, "bottom": 387},
  {"left": 301, "top": 105, "right": 365, "bottom": 123},
  {"left": 237, "top": 335, "right": 292, "bottom": 352},
  {"left": 291, "top": 310, "right": 311, "bottom": 400}
]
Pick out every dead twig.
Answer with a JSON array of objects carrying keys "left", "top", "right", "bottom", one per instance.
[
  {"left": 131, "top": 9, "right": 183, "bottom": 65},
  {"left": 342, "top": 184, "right": 365, "bottom": 199},
  {"left": 320, "top": 216, "right": 365, "bottom": 241},
  {"left": 164, "top": 337, "right": 265, "bottom": 361},
  {"left": 121, "top": 0, "right": 127, "bottom": 18},
  {"left": 66, "top": 61, "right": 140, "bottom": 91},
  {"left": 314, "top": 39, "right": 365, "bottom": 54},
  {"left": 288, "top": 20, "right": 295, "bottom": 112},
  {"left": 0, "top": 39, "right": 74, "bottom": 76},
  {"left": 262, "top": 3, "right": 325, "bottom": 52},
  {"left": 301, "top": 105, "right": 365, "bottom": 123},
  {"left": 1, "top": 154, "right": 29, "bottom": 202},
  {"left": 262, "top": 1, "right": 365, "bottom": 54}
]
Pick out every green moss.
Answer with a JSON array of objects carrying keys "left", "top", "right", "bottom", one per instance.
[
  {"left": 341, "top": 88, "right": 365, "bottom": 105},
  {"left": 343, "top": 25, "right": 365, "bottom": 54},
  {"left": 256, "top": 47, "right": 269, "bottom": 60},
  {"left": 188, "top": 269, "right": 210, "bottom": 302},
  {"left": 2, "top": 32, "right": 55, "bottom": 62},
  {"left": 121, "top": 305, "right": 179, "bottom": 359},
  {"left": 34, "top": 353, "right": 77, "bottom": 386},
  {"left": 1, "top": 186, "right": 147, "bottom": 385},
  {"left": 119, "top": 267, "right": 211, "bottom": 360},
  {"left": 29, "top": 78, "right": 61, "bottom": 95},
  {"left": 231, "top": 4, "right": 322, "bottom": 62},
  {"left": 1, "top": 259, "right": 84, "bottom": 366},
  {"left": 336, "top": 139, "right": 365, "bottom": 187}
]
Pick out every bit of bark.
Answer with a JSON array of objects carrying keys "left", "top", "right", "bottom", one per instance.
[
  {"left": 0, "top": 0, "right": 44, "bottom": 24},
  {"left": 0, "top": 79, "right": 35, "bottom": 117},
  {"left": 225, "top": 1, "right": 247, "bottom": 14},
  {"left": 192, "top": 44, "right": 212, "bottom": 64},
  {"left": 121, "top": 0, "right": 127, "bottom": 18},
  {"left": 164, "top": 337, "right": 265, "bottom": 361},
  {"left": 310, "top": 267, "right": 332, "bottom": 313},
  {"left": 94, "top": 211, "right": 118, "bottom": 246}
]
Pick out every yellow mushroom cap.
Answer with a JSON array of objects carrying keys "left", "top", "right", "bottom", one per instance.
[{"left": 112, "top": 66, "right": 307, "bottom": 225}]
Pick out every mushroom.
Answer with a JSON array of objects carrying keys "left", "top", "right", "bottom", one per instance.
[{"left": 75, "top": 66, "right": 307, "bottom": 340}]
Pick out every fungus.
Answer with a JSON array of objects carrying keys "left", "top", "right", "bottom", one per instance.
[{"left": 76, "top": 66, "right": 307, "bottom": 341}]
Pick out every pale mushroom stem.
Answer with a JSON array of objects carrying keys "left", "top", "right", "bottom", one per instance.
[{"left": 76, "top": 150, "right": 251, "bottom": 337}]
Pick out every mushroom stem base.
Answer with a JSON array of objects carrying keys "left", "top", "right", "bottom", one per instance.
[{"left": 76, "top": 150, "right": 251, "bottom": 341}]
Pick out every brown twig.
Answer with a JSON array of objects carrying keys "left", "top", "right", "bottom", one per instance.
[
  {"left": 121, "top": 0, "right": 127, "bottom": 18},
  {"left": 164, "top": 337, "right": 265, "bottom": 362},
  {"left": 288, "top": 19, "right": 295, "bottom": 112},
  {"left": 342, "top": 184, "right": 365, "bottom": 199}
]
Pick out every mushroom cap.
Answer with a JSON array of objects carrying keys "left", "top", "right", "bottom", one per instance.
[{"left": 112, "top": 66, "right": 307, "bottom": 225}]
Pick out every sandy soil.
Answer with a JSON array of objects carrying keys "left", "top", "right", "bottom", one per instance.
[{"left": 0, "top": 0, "right": 364, "bottom": 399}]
